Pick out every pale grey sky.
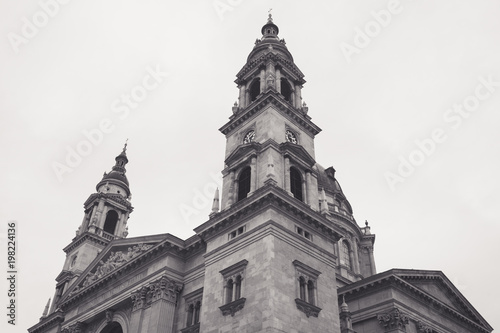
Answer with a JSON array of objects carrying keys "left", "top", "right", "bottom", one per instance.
[{"left": 1, "top": 0, "right": 499, "bottom": 331}]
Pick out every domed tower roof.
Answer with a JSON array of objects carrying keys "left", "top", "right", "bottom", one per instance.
[
  {"left": 315, "top": 163, "right": 353, "bottom": 214},
  {"left": 246, "top": 13, "right": 295, "bottom": 63},
  {"left": 96, "top": 142, "right": 131, "bottom": 197}
]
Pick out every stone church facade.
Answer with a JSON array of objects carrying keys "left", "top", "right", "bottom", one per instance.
[{"left": 29, "top": 15, "right": 492, "bottom": 333}]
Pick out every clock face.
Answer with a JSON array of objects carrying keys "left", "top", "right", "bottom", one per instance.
[
  {"left": 285, "top": 130, "right": 297, "bottom": 144},
  {"left": 243, "top": 130, "right": 255, "bottom": 144}
]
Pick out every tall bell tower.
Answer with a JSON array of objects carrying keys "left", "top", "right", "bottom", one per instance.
[
  {"left": 48, "top": 144, "right": 134, "bottom": 313},
  {"left": 220, "top": 13, "right": 322, "bottom": 211},
  {"left": 197, "top": 14, "right": 375, "bottom": 333}
]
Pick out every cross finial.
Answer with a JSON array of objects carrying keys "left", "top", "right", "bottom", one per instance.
[{"left": 268, "top": 8, "right": 273, "bottom": 22}]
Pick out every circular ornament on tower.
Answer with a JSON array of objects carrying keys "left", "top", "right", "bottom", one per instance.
[
  {"left": 285, "top": 130, "right": 297, "bottom": 144},
  {"left": 243, "top": 130, "right": 255, "bottom": 144}
]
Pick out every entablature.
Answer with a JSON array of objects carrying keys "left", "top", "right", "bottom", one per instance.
[{"left": 219, "top": 92, "right": 321, "bottom": 137}]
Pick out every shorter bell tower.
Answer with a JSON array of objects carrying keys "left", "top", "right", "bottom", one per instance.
[{"left": 48, "top": 144, "right": 133, "bottom": 313}]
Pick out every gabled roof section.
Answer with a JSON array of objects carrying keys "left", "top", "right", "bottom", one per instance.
[
  {"left": 225, "top": 141, "right": 261, "bottom": 167},
  {"left": 219, "top": 91, "right": 321, "bottom": 137},
  {"left": 280, "top": 142, "right": 316, "bottom": 168},
  {"left": 59, "top": 233, "right": 204, "bottom": 308},
  {"left": 338, "top": 269, "right": 493, "bottom": 332}
]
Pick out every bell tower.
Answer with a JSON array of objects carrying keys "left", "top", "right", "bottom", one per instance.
[
  {"left": 48, "top": 144, "right": 133, "bottom": 313},
  {"left": 219, "top": 13, "right": 322, "bottom": 212}
]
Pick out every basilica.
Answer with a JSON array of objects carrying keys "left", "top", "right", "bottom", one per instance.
[{"left": 29, "top": 15, "right": 493, "bottom": 333}]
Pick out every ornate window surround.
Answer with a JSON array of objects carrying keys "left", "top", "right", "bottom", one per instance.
[
  {"left": 219, "top": 259, "right": 248, "bottom": 316},
  {"left": 293, "top": 260, "right": 322, "bottom": 318},
  {"left": 182, "top": 288, "right": 203, "bottom": 331}
]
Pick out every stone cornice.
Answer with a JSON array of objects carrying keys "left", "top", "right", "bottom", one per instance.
[
  {"left": 295, "top": 298, "right": 322, "bottom": 318},
  {"left": 219, "top": 92, "right": 321, "bottom": 137},
  {"left": 236, "top": 52, "right": 304, "bottom": 84},
  {"left": 63, "top": 232, "right": 110, "bottom": 254},
  {"left": 194, "top": 184, "right": 344, "bottom": 243},
  {"left": 28, "top": 310, "right": 65, "bottom": 333},
  {"left": 83, "top": 192, "right": 133, "bottom": 211},
  {"left": 338, "top": 270, "right": 492, "bottom": 333},
  {"left": 219, "top": 297, "right": 246, "bottom": 316}
]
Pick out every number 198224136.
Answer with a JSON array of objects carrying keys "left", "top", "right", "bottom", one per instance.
[{"left": 8, "top": 222, "right": 16, "bottom": 270}]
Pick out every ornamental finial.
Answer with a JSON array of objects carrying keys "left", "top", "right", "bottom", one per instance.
[
  {"left": 123, "top": 138, "right": 128, "bottom": 153},
  {"left": 268, "top": 8, "right": 273, "bottom": 22}
]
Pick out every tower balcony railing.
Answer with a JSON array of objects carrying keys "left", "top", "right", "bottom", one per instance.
[{"left": 100, "top": 231, "right": 115, "bottom": 241}]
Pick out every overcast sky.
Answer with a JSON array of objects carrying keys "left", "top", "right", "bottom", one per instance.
[{"left": 1, "top": 0, "right": 499, "bottom": 332}]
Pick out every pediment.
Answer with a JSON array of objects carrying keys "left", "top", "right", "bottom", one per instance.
[
  {"left": 280, "top": 142, "right": 316, "bottom": 168},
  {"left": 393, "top": 270, "right": 490, "bottom": 329},
  {"left": 62, "top": 234, "right": 168, "bottom": 301},
  {"left": 225, "top": 142, "right": 261, "bottom": 167}
]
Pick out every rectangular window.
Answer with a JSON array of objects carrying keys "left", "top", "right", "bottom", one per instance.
[
  {"left": 228, "top": 225, "right": 246, "bottom": 240},
  {"left": 295, "top": 226, "right": 312, "bottom": 241}
]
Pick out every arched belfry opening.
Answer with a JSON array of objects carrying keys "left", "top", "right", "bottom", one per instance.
[
  {"left": 249, "top": 78, "right": 261, "bottom": 102},
  {"left": 280, "top": 78, "right": 292, "bottom": 102},
  {"left": 290, "top": 167, "right": 303, "bottom": 201},
  {"left": 103, "top": 210, "right": 119, "bottom": 235},
  {"left": 100, "top": 322, "right": 123, "bottom": 333},
  {"left": 237, "top": 167, "right": 251, "bottom": 201}
]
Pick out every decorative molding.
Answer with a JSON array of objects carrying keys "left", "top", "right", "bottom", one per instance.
[
  {"left": 131, "top": 275, "right": 183, "bottom": 311},
  {"left": 295, "top": 298, "right": 321, "bottom": 318},
  {"left": 105, "top": 309, "right": 114, "bottom": 323},
  {"left": 219, "top": 297, "right": 246, "bottom": 316},
  {"left": 62, "top": 321, "right": 86, "bottom": 333},
  {"left": 180, "top": 323, "right": 200, "bottom": 333},
  {"left": 220, "top": 259, "right": 248, "bottom": 283},
  {"left": 416, "top": 321, "right": 434, "bottom": 333},
  {"left": 293, "top": 260, "right": 321, "bottom": 282},
  {"left": 377, "top": 307, "right": 409, "bottom": 332},
  {"left": 71, "top": 243, "right": 153, "bottom": 295}
]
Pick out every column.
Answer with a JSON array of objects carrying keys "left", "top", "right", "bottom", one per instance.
[
  {"left": 368, "top": 246, "right": 377, "bottom": 275},
  {"left": 249, "top": 156, "right": 257, "bottom": 194},
  {"left": 306, "top": 172, "right": 318, "bottom": 211},
  {"left": 352, "top": 239, "right": 360, "bottom": 275},
  {"left": 276, "top": 68, "right": 281, "bottom": 92},
  {"left": 138, "top": 276, "right": 183, "bottom": 333},
  {"left": 238, "top": 85, "right": 245, "bottom": 108},
  {"left": 260, "top": 69, "right": 265, "bottom": 93},
  {"left": 284, "top": 157, "right": 291, "bottom": 193},
  {"left": 226, "top": 170, "right": 235, "bottom": 208},
  {"left": 295, "top": 84, "right": 301, "bottom": 108}
]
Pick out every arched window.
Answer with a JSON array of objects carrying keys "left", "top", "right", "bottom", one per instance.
[
  {"left": 290, "top": 168, "right": 303, "bottom": 201},
  {"left": 226, "top": 279, "right": 234, "bottom": 304},
  {"left": 186, "top": 304, "right": 194, "bottom": 326},
  {"left": 307, "top": 280, "right": 315, "bottom": 305},
  {"left": 103, "top": 210, "right": 118, "bottom": 234},
  {"left": 342, "top": 241, "right": 351, "bottom": 271},
  {"left": 234, "top": 275, "right": 242, "bottom": 300},
  {"left": 299, "top": 276, "right": 306, "bottom": 301},
  {"left": 280, "top": 78, "right": 292, "bottom": 102},
  {"left": 237, "top": 167, "right": 251, "bottom": 201},
  {"left": 249, "top": 78, "right": 260, "bottom": 102}
]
